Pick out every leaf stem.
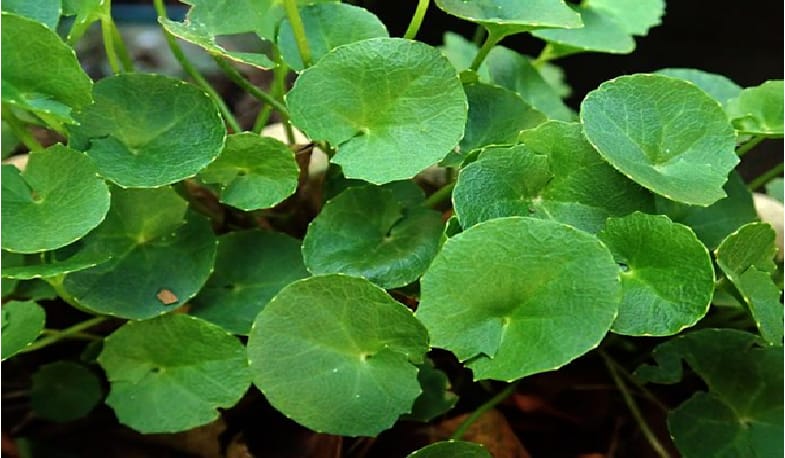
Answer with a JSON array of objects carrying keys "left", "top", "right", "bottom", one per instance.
[
  {"left": 22, "top": 316, "right": 108, "bottom": 354},
  {"left": 212, "top": 56, "right": 290, "bottom": 119},
  {"left": 403, "top": 0, "right": 430, "bottom": 40},
  {"left": 600, "top": 351, "right": 671, "bottom": 458},
  {"left": 470, "top": 30, "right": 502, "bottom": 71},
  {"left": 283, "top": 0, "right": 312, "bottom": 68},
  {"left": 748, "top": 162, "right": 784, "bottom": 191},
  {"left": 41, "top": 329, "right": 103, "bottom": 341},
  {"left": 109, "top": 19, "right": 135, "bottom": 72},
  {"left": 422, "top": 182, "right": 456, "bottom": 208},
  {"left": 152, "top": 0, "right": 241, "bottom": 133},
  {"left": 2, "top": 107, "right": 44, "bottom": 152},
  {"left": 450, "top": 382, "right": 517, "bottom": 440},
  {"left": 254, "top": 52, "right": 289, "bottom": 133},
  {"left": 100, "top": 15, "right": 123, "bottom": 74},
  {"left": 736, "top": 136, "right": 764, "bottom": 157}
]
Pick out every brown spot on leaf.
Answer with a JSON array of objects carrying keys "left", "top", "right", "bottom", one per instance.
[{"left": 156, "top": 288, "right": 178, "bottom": 305}]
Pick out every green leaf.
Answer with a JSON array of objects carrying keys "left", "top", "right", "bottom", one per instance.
[
  {"left": 189, "top": 230, "right": 309, "bottom": 335},
  {"left": 2, "top": 0, "right": 61, "bottom": 30},
  {"left": 580, "top": 74, "right": 738, "bottom": 206},
  {"left": 12, "top": 279, "right": 58, "bottom": 302},
  {"left": 63, "top": 187, "right": 217, "bottom": 320},
  {"left": 61, "top": 0, "right": 104, "bottom": 43},
  {"left": 287, "top": 37, "right": 468, "bottom": 184},
  {"left": 2, "top": 121, "right": 20, "bottom": 158},
  {"left": 726, "top": 80, "right": 784, "bottom": 138},
  {"left": 277, "top": 3, "right": 388, "bottom": 71},
  {"left": 1, "top": 242, "right": 111, "bottom": 280},
  {"left": 247, "top": 275, "right": 429, "bottom": 436},
  {"left": 416, "top": 217, "right": 620, "bottom": 381},
  {"left": 198, "top": 133, "right": 298, "bottom": 211},
  {"left": 533, "top": 5, "right": 635, "bottom": 58},
  {"left": 98, "top": 314, "right": 251, "bottom": 434},
  {"left": 68, "top": 74, "right": 226, "bottom": 188},
  {"left": 1, "top": 146, "right": 110, "bottom": 253},
  {"left": 460, "top": 83, "right": 546, "bottom": 153},
  {"left": 407, "top": 441, "right": 492, "bottom": 458},
  {"left": 635, "top": 329, "right": 783, "bottom": 458},
  {"left": 766, "top": 178, "right": 784, "bottom": 203},
  {"left": 585, "top": 0, "right": 663, "bottom": 35},
  {"left": 655, "top": 68, "right": 742, "bottom": 107},
  {"left": 303, "top": 185, "right": 444, "bottom": 289},
  {"left": 1, "top": 251, "right": 22, "bottom": 297},
  {"left": 597, "top": 212, "right": 714, "bottom": 336},
  {"left": 1, "top": 300, "right": 45, "bottom": 360},
  {"left": 655, "top": 172, "right": 758, "bottom": 249},
  {"left": 441, "top": 32, "right": 492, "bottom": 81},
  {"left": 434, "top": 0, "right": 582, "bottom": 38},
  {"left": 454, "top": 122, "right": 653, "bottom": 232},
  {"left": 31, "top": 361, "right": 102, "bottom": 422},
  {"left": 404, "top": 361, "right": 458, "bottom": 422},
  {"left": 715, "top": 223, "right": 783, "bottom": 345},
  {"left": 1, "top": 12, "right": 92, "bottom": 124}
]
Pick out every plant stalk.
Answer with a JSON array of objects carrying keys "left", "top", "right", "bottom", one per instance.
[
  {"left": 212, "top": 56, "right": 290, "bottom": 118},
  {"left": 748, "top": 162, "right": 784, "bottom": 191},
  {"left": 283, "top": 0, "right": 312, "bottom": 68},
  {"left": 254, "top": 52, "right": 289, "bottom": 132},
  {"left": 470, "top": 30, "right": 502, "bottom": 71},
  {"left": 403, "top": 0, "right": 430, "bottom": 40},
  {"left": 422, "top": 182, "right": 456, "bottom": 208},
  {"left": 600, "top": 351, "right": 671, "bottom": 458},
  {"left": 152, "top": 0, "right": 242, "bottom": 133},
  {"left": 2, "top": 107, "right": 44, "bottom": 152},
  {"left": 736, "top": 136, "right": 764, "bottom": 157},
  {"left": 100, "top": 15, "right": 123, "bottom": 74},
  {"left": 109, "top": 19, "right": 135, "bottom": 72},
  {"left": 450, "top": 382, "right": 518, "bottom": 440},
  {"left": 22, "top": 316, "right": 108, "bottom": 354}
]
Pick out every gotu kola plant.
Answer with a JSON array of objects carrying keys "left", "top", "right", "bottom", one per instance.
[{"left": 1, "top": 0, "right": 783, "bottom": 456}]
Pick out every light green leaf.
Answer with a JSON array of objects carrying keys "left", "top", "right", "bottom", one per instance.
[
  {"left": 441, "top": 32, "right": 492, "bottom": 81},
  {"left": 597, "top": 212, "right": 714, "bottom": 336},
  {"left": 715, "top": 223, "right": 783, "bottom": 345},
  {"left": 538, "top": 62, "right": 572, "bottom": 98},
  {"left": 1, "top": 300, "right": 45, "bottom": 360},
  {"left": 198, "top": 133, "right": 298, "bottom": 211},
  {"left": 2, "top": 0, "right": 61, "bottom": 30},
  {"left": 68, "top": 74, "right": 226, "bottom": 188},
  {"left": 63, "top": 187, "right": 217, "bottom": 320},
  {"left": 303, "top": 185, "right": 444, "bottom": 289},
  {"left": 189, "top": 230, "right": 309, "bottom": 335},
  {"left": 460, "top": 83, "right": 546, "bottom": 153},
  {"left": 247, "top": 275, "right": 429, "bottom": 436},
  {"left": 1, "top": 146, "right": 110, "bottom": 254},
  {"left": 585, "top": 0, "right": 663, "bottom": 35},
  {"left": 766, "top": 178, "right": 784, "bottom": 203},
  {"left": 278, "top": 3, "right": 388, "bottom": 71},
  {"left": 726, "top": 80, "right": 784, "bottom": 138},
  {"left": 404, "top": 361, "right": 458, "bottom": 422},
  {"left": 417, "top": 217, "right": 620, "bottom": 381},
  {"left": 434, "top": 0, "right": 582, "bottom": 38},
  {"left": 31, "top": 361, "right": 102, "bottom": 422},
  {"left": 635, "top": 329, "right": 783, "bottom": 458},
  {"left": 655, "top": 172, "right": 758, "bottom": 249},
  {"left": 287, "top": 38, "right": 467, "bottom": 184},
  {"left": 61, "top": 0, "right": 104, "bottom": 43},
  {"left": 581, "top": 74, "right": 738, "bottom": 206},
  {"left": 1, "top": 12, "right": 93, "bottom": 124},
  {"left": 533, "top": 5, "right": 635, "bottom": 58},
  {"left": 98, "top": 314, "right": 251, "bottom": 434},
  {"left": 1, "top": 242, "right": 111, "bottom": 280},
  {"left": 407, "top": 441, "right": 492, "bottom": 458},
  {"left": 655, "top": 68, "right": 742, "bottom": 107}
]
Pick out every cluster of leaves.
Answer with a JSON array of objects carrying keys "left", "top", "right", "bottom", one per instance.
[{"left": 1, "top": 0, "right": 783, "bottom": 456}]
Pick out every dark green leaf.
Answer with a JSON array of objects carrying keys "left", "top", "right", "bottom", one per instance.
[
  {"left": 1, "top": 300, "right": 45, "bottom": 360},
  {"left": 407, "top": 441, "right": 492, "bottom": 458},
  {"left": 726, "top": 80, "right": 784, "bottom": 138},
  {"left": 31, "top": 361, "right": 102, "bottom": 422},
  {"left": 404, "top": 361, "right": 458, "bottom": 422},
  {"left": 1, "top": 242, "right": 111, "bottom": 280}
]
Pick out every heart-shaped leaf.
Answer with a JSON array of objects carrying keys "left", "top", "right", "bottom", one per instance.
[
  {"left": 581, "top": 74, "right": 738, "bottom": 206},
  {"left": 247, "top": 275, "right": 429, "bottom": 436},
  {"left": 726, "top": 80, "right": 784, "bottom": 138},
  {"left": 303, "top": 185, "right": 444, "bottom": 289},
  {"left": 99, "top": 314, "right": 251, "bottom": 433},
  {"left": 198, "top": 133, "right": 299, "bottom": 211},
  {"left": 1, "top": 300, "right": 45, "bottom": 360},
  {"left": 68, "top": 74, "right": 226, "bottom": 188},
  {"left": 287, "top": 37, "right": 467, "bottom": 184},
  {"left": 416, "top": 217, "right": 621, "bottom": 381},
  {"left": 1, "top": 146, "right": 110, "bottom": 253},
  {"left": 597, "top": 212, "right": 714, "bottom": 336},
  {"left": 189, "top": 230, "right": 310, "bottom": 335}
]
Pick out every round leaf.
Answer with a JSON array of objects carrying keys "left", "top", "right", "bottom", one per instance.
[
  {"left": 533, "top": 6, "right": 635, "bottom": 57},
  {"left": 580, "top": 74, "right": 738, "bottom": 206},
  {"left": 303, "top": 185, "right": 444, "bottom": 289},
  {"left": 68, "top": 74, "right": 226, "bottom": 188},
  {"left": 198, "top": 133, "right": 299, "bottom": 211},
  {"left": 1, "top": 300, "right": 45, "bottom": 360},
  {"left": 277, "top": 3, "right": 388, "bottom": 71},
  {"left": 416, "top": 217, "right": 621, "bottom": 381},
  {"left": 287, "top": 37, "right": 468, "bottom": 184},
  {"left": 63, "top": 187, "right": 217, "bottom": 320},
  {"left": 726, "top": 80, "right": 784, "bottom": 138},
  {"left": 460, "top": 83, "right": 546, "bottom": 153},
  {"left": 597, "top": 212, "right": 714, "bottom": 336},
  {"left": 585, "top": 0, "right": 663, "bottom": 35},
  {"left": 655, "top": 68, "right": 742, "bottom": 107},
  {"left": 98, "top": 314, "right": 251, "bottom": 434},
  {"left": 247, "top": 275, "right": 429, "bottom": 436},
  {"left": 189, "top": 230, "right": 310, "bottom": 335},
  {"left": 1, "top": 145, "right": 110, "bottom": 253},
  {"left": 434, "top": 0, "right": 582, "bottom": 38},
  {"left": 1, "top": 12, "right": 92, "bottom": 124},
  {"left": 31, "top": 361, "right": 102, "bottom": 422},
  {"left": 407, "top": 441, "right": 492, "bottom": 458},
  {"left": 1, "top": 242, "right": 112, "bottom": 280}
]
